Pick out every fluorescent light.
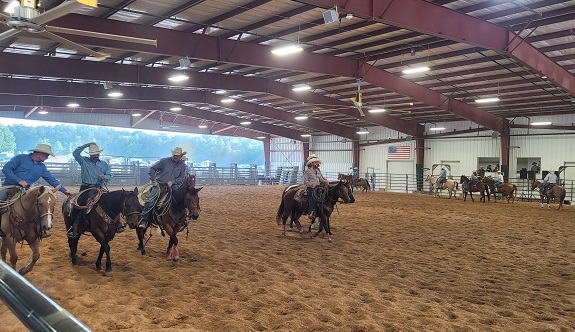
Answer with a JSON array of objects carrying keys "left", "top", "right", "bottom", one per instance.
[
  {"left": 38, "top": 110, "right": 48, "bottom": 115},
  {"left": 295, "top": 116, "right": 308, "bottom": 120},
  {"left": 168, "top": 74, "right": 189, "bottom": 82},
  {"left": 368, "top": 108, "right": 386, "bottom": 113},
  {"left": 4, "top": 0, "right": 18, "bottom": 14},
  {"left": 170, "top": 106, "right": 182, "bottom": 111},
  {"left": 292, "top": 84, "right": 311, "bottom": 91},
  {"left": 356, "top": 129, "right": 369, "bottom": 134},
  {"left": 240, "top": 121, "right": 251, "bottom": 125},
  {"left": 131, "top": 113, "right": 141, "bottom": 117},
  {"left": 402, "top": 66, "right": 430, "bottom": 74},
  {"left": 271, "top": 45, "right": 303, "bottom": 56},
  {"left": 531, "top": 121, "right": 552, "bottom": 126},
  {"left": 108, "top": 91, "right": 123, "bottom": 97},
  {"left": 221, "top": 98, "right": 235, "bottom": 103},
  {"left": 67, "top": 103, "right": 79, "bottom": 108},
  {"left": 198, "top": 124, "right": 208, "bottom": 129},
  {"left": 300, "top": 134, "right": 311, "bottom": 137},
  {"left": 475, "top": 97, "right": 500, "bottom": 103},
  {"left": 429, "top": 127, "right": 445, "bottom": 131}
]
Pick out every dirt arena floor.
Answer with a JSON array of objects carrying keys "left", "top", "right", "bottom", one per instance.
[{"left": 1, "top": 185, "right": 575, "bottom": 331}]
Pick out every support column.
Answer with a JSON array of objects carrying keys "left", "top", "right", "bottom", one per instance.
[
  {"left": 352, "top": 140, "right": 359, "bottom": 168},
  {"left": 263, "top": 138, "right": 271, "bottom": 176},
  {"left": 416, "top": 137, "right": 425, "bottom": 191},
  {"left": 499, "top": 120, "right": 511, "bottom": 180}
]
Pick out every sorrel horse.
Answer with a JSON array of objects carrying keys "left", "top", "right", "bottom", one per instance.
[
  {"left": 481, "top": 177, "right": 517, "bottom": 203},
  {"left": 134, "top": 174, "right": 201, "bottom": 260},
  {"left": 425, "top": 175, "right": 458, "bottom": 198},
  {"left": 276, "top": 180, "right": 353, "bottom": 242},
  {"left": 531, "top": 180, "right": 566, "bottom": 209},
  {"left": 459, "top": 175, "right": 490, "bottom": 203},
  {"left": 62, "top": 188, "right": 142, "bottom": 276},
  {"left": 0, "top": 185, "right": 59, "bottom": 275}
]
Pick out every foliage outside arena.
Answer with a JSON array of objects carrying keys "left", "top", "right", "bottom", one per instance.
[{"left": 3, "top": 123, "right": 264, "bottom": 166}]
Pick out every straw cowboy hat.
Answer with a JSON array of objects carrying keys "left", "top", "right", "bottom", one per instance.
[
  {"left": 171, "top": 147, "right": 187, "bottom": 156},
  {"left": 548, "top": 169, "right": 555, "bottom": 173},
  {"left": 30, "top": 143, "right": 55, "bottom": 157},
  {"left": 88, "top": 143, "right": 103, "bottom": 155},
  {"left": 306, "top": 154, "right": 321, "bottom": 166}
]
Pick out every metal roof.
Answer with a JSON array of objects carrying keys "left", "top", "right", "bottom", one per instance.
[{"left": 1, "top": 0, "right": 574, "bottom": 141}]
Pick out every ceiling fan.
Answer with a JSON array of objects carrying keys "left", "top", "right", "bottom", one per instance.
[{"left": 0, "top": 0, "right": 157, "bottom": 59}]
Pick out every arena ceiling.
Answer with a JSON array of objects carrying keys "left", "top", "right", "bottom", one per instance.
[{"left": 0, "top": 0, "right": 574, "bottom": 142}]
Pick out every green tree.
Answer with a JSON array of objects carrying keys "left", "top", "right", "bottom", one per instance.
[{"left": 0, "top": 125, "right": 16, "bottom": 153}]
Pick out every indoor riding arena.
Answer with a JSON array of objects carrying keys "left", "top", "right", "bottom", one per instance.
[{"left": 2, "top": 185, "right": 574, "bottom": 331}]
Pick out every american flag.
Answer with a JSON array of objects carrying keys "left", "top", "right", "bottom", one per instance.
[{"left": 388, "top": 145, "right": 411, "bottom": 160}]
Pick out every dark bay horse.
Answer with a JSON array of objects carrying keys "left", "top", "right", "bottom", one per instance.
[
  {"left": 337, "top": 173, "right": 354, "bottom": 192},
  {"left": 481, "top": 177, "right": 517, "bottom": 203},
  {"left": 62, "top": 188, "right": 142, "bottom": 276},
  {"left": 134, "top": 176, "right": 201, "bottom": 260},
  {"left": 276, "top": 180, "right": 353, "bottom": 242},
  {"left": 531, "top": 180, "right": 566, "bottom": 209},
  {"left": 459, "top": 175, "right": 490, "bottom": 203},
  {"left": 1, "top": 185, "right": 60, "bottom": 275}
]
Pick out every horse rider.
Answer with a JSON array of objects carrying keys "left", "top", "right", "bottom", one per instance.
[
  {"left": 303, "top": 154, "right": 328, "bottom": 220},
  {"left": 486, "top": 164, "right": 493, "bottom": 172},
  {"left": 477, "top": 165, "right": 486, "bottom": 178},
  {"left": 466, "top": 170, "right": 479, "bottom": 191},
  {"left": 436, "top": 167, "right": 447, "bottom": 189},
  {"left": 1, "top": 143, "right": 73, "bottom": 238},
  {"left": 493, "top": 170, "right": 504, "bottom": 192},
  {"left": 540, "top": 169, "right": 558, "bottom": 196},
  {"left": 67, "top": 142, "right": 112, "bottom": 238},
  {"left": 138, "top": 147, "right": 188, "bottom": 229}
]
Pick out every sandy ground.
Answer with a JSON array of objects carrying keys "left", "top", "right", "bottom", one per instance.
[{"left": 1, "top": 185, "right": 574, "bottom": 332}]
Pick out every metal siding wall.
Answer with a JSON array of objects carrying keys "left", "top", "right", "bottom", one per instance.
[
  {"left": 270, "top": 137, "right": 303, "bottom": 169},
  {"left": 309, "top": 135, "right": 352, "bottom": 174}
]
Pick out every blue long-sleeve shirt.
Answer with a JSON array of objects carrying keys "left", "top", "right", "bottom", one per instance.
[
  {"left": 2, "top": 154, "right": 67, "bottom": 194},
  {"left": 73, "top": 144, "right": 111, "bottom": 186}
]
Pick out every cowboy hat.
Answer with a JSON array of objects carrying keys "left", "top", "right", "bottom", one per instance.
[
  {"left": 171, "top": 147, "right": 187, "bottom": 156},
  {"left": 306, "top": 154, "right": 318, "bottom": 162},
  {"left": 306, "top": 156, "right": 321, "bottom": 166},
  {"left": 88, "top": 143, "right": 103, "bottom": 155},
  {"left": 548, "top": 169, "right": 555, "bottom": 173},
  {"left": 30, "top": 143, "right": 55, "bottom": 157}
]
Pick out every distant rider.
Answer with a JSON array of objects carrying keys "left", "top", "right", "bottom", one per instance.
[
  {"left": 436, "top": 167, "right": 447, "bottom": 189},
  {"left": 540, "top": 169, "right": 558, "bottom": 196},
  {"left": 303, "top": 155, "right": 327, "bottom": 219}
]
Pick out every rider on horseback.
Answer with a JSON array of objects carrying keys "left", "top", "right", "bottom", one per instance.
[
  {"left": 138, "top": 147, "right": 188, "bottom": 229},
  {"left": 493, "top": 170, "right": 504, "bottom": 192},
  {"left": 436, "top": 167, "right": 447, "bottom": 189},
  {"left": 466, "top": 170, "right": 479, "bottom": 191},
  {"left": 540, "top": 169, "right": 558, "bottom": 196},
  {"left": 304, "top": 155, "right": 327, "bottom": 220},
  {"left": 68, "top": 142, "right": 111, "bottom": 238}
]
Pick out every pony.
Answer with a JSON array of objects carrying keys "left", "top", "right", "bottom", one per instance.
[
  {"left": 134, "top": 174, "right": 201, "bottom": 260},
  {"left": 531, "top": 180, "right": 566, "bottom": 209},
  {"left": 459, "top": 175, "right": 490, "bottom": 203},
  {"left": 276, "top": 180, "right": 353, "bottom": 242},
  {"left": 355, "top": 178, "right": 371, "bottom": 192},
  {"left": 0, "top": 185, "right": 60, "bottom": 275},
  {"left": 481, "top": 177, "right": 517, "bottom": 203},
  {"left": 62, "top": 188, "right": 142, "bottom": 276},
  {"left": 425, "top": 174, "right": 458, "bottom": 198}
]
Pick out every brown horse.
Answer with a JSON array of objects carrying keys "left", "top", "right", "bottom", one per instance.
[
  {"left": 0, "top": 185, "right": 60, "bottom": 275},
  {"left": 134, "top": 174, "right": 201, "bottom": 260},
  {"left": 276, "top": 180, "right": 353, "bottom": 242},
  {"left": 481, "top": 177, "right": 517, "bottom": 203},
  {"left": 459, "top": 175, "right": 490, "bottom": 203},
  {"left": 337, "top": 173, "right": 354, "bottom": 192},
  {"left": 62, "top": 188, "right": 142, "bottom": 276},
  {"left": 531, "top": 180, "right": 566, "bottom": 209},
  {"left": 355, "top": 177, "right": 371, "bottom": 192}
]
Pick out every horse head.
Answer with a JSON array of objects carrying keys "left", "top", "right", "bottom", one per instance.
[
  {"left": 459, "top": 175, "right": 468, "bottom": 184},
  {"left": 332, "top": 180, "right": 351, "bottom": 204},
  {"left": 35, "top": 186, "right": 58, "bottom": 234},
  {"left": 122, "top": 187, "right": 143, "bottom": 228},
  {"left": 530, "top": 180, "right": 539, "bottom": 191},
  {"left": 184, "top": 187, "right": 202, "bottom": 220}
]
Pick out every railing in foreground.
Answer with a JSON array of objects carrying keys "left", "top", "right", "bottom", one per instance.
[{"left": 0, "top": 260, "right": 91, "bottom": 332}]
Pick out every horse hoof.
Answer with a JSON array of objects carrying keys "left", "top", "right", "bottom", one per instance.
[{"left": 104, "top": 270, "right": 113, "bottom": 277}]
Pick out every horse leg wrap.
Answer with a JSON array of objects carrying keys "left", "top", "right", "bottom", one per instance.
[
  {"left": 281, "top": 225, "right": 286, "bottom": 236},
  {"left": 173, "top": 246, "right": 180, "bottom": 260},
  {"left": 165, "top": 247, "right": 173, "bottom": 260}
]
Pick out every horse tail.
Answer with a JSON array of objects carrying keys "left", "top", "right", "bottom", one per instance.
[
  {"left": 276, "top": 189, "right": 288, "bottom": 224},
  {"left": 513, "top": 184, "right": 517, "bottom": 199}
]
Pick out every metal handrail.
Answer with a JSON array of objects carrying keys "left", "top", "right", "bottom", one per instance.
[{"left": 0, "top": 260, "right": 91, "bottom": 332}]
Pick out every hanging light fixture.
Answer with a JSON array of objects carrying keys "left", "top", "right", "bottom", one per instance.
[
  {"left": 530, "top": 121, "right": 552, "bottom": 126},
  {"left": 292, "top": 83, "right": 311, "bottom": 91},
  {"left": 402, "top": 66, "right": 430, "bottom": 74},
  {"left": 475, "top": 97, "right": 500, "bottom": 103},
  {"left": 356, "top": 128, "right": 369, "bottom": 134}
]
